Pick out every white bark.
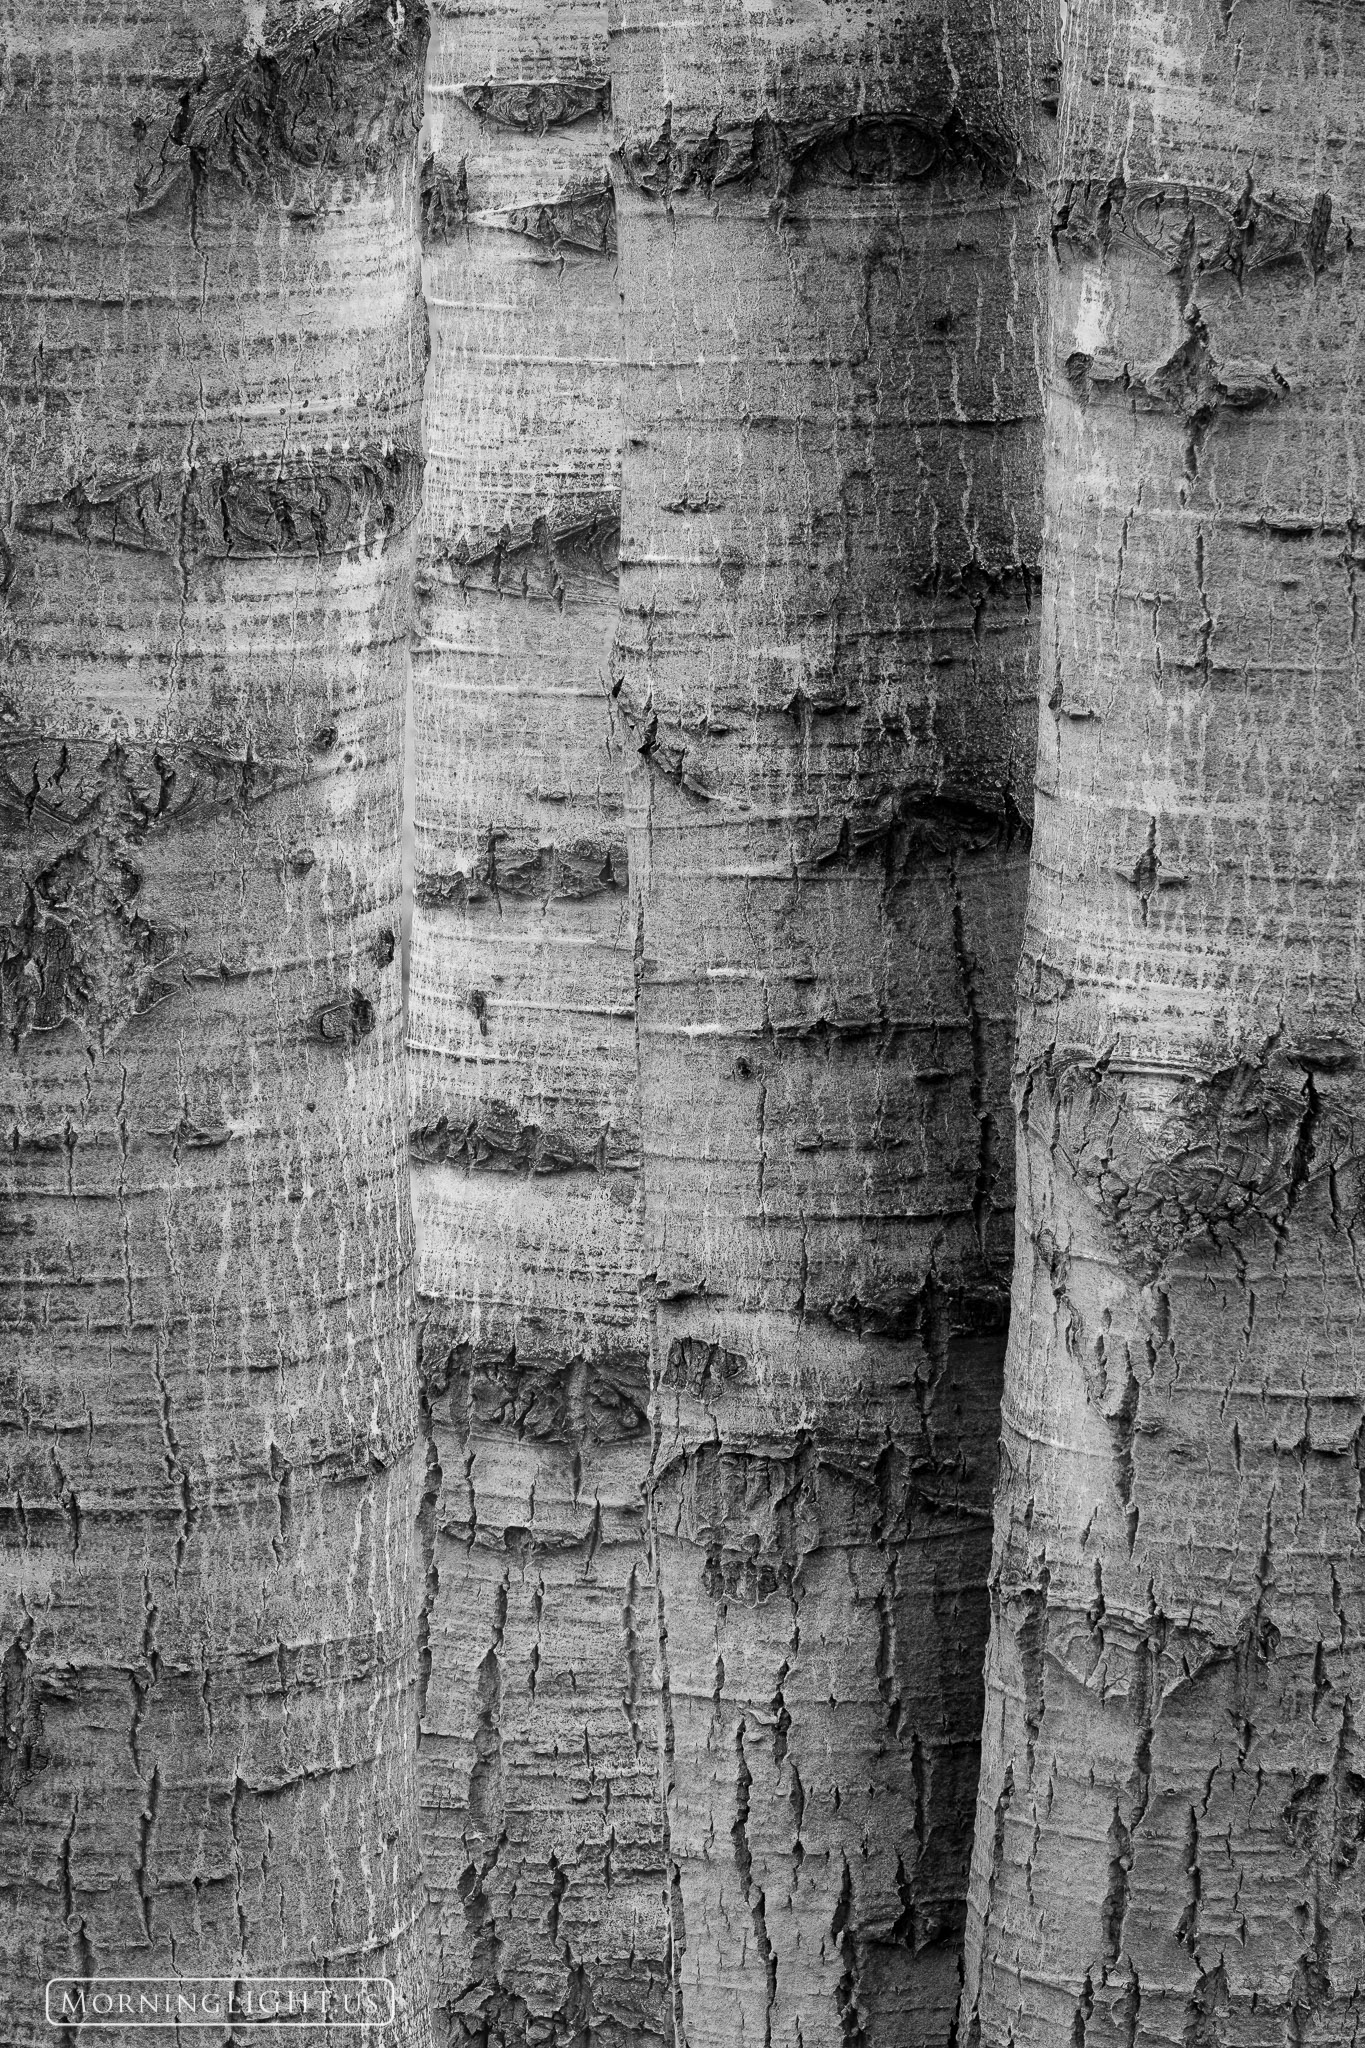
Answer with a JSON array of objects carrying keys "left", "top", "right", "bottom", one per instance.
[
  {"left": 612, "top": 4, "right": 1050, "bottom": 2040},
  {"left": 409, "top": 4, "right": 669, "bottom": 2040},
  {"left": 962, "top": 5, "right": 1365, "bottom": 2042},
  {"left": 0, "top": 6, "right": 431, "bottom": 2041}
]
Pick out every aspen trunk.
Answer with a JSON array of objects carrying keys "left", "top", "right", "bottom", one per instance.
[
  {"left": 0, "top": 5, "right": 430, "bottom": 2040},
  {"left": 408, "top": 4, "right": 669, "bottom": 2039},
  {"left": 611, "top": 5, "right": 1048, "bottom": 2040},
  {"left": 961, "top": 5, "right": 1365, "bottom": 2043}
]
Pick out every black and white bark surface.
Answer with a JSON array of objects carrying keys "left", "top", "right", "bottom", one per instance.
[
  {"left": 409, "top": 4, "right": 669, "bottom": 2043},
  {"left": 962, "top": 5, "right": 1365, "bottom": 2044},
  {"left": 0, "top": 5, "right": 431, "bottom": 2041},
  {"left": 612, "top": 3, "right": 1050, "bottom": 2041}
]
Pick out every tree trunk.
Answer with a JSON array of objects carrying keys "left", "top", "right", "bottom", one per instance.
[
  {"left": 0, "top": 5, "right": 430, "bottom": 2040},
  {"left": 409, "top": 4, "right": 669, "bottom": 2040},
  {"left": 611, "top": 5, "right": 1048, "bottom": 2041},
  {"left": 961, "top": 6, "right": 1365, "bottom": 2043}
]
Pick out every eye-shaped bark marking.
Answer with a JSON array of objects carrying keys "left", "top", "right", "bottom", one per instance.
[
  {"left": 1054, "top": 176, "right": 1346, "bottom": 280},
  {"left": 500, "top": 178, "right": 616, "bottom": 255},
  {"left": 16, "top": 449, "right": 422, "bottom": 561},
  {"left": 617, "top": 108, "right": 1016, "bottom": 203},
  {"left": 452, "top": 76, "right": 611, "bottom": 134},
  {"left": 315, "top": 988, "right": 376, "bottom": 1046}
]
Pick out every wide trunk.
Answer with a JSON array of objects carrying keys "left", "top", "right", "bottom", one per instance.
[
  {"left": 0, "top": 5, "right": 429, "bottom": 2040},
  {"left": 611, "top": 4, "right": 1048, "bottom": 2041},
  {"left": 408, "top": 3, "right": 669, "bottom": 2040},
  {"left": 961, "top": 5, "right": 1365, "bottom": 2042}
]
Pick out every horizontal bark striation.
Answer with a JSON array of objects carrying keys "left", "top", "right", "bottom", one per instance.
[
  {"left": 961, "top": 9, "right": 1365, "bottom": 2047},
  {"left": 412, "top": 5, "right": 667, "bottom": 2041},
  {"left": 613, "top": 3, "right": 1050, "bottom": 2041},
  {"left": 0, "top": 5, "right": 429, "bottom": 2043}
]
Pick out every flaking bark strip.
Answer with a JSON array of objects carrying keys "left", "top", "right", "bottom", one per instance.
[
  {"left": 410, "top": 1107, "right": 639, "bottom": 1177},
  {"left": 617, "top": 107, "right": 1018, "bottom": 203},
  {"left": 425, "top": 507, "right": 620, "bottom": 595},
  {"left": 415, "top": 831, "right": 627, "bottom": 911},
  {"left": 1, "top": 738, "right": 337, "bottom": 849},
  {"left": 16, "top": 449, "right": 422, "bottom": 560}
]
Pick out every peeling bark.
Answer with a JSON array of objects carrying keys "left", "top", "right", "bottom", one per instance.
[
  {"left": 961, "top": 6, "right": 1365, "bottom": 2044},
  {"left": 0, "top": 3, "right": 430, "bottom": 2041},
  {"left": 612, "top": 2, "right": 1050, "bottom": 2041}
]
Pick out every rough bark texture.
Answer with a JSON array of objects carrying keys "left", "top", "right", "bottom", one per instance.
[
  {"left": 611, "top": 4, "right": 1048, "bottom": 2041},
  {"left": 409, "top": 5, "right": 669, "bottom": 2041},
  {"left": 961, "top": 6, "right": 1365, "bottom": 2045},
  {"left": 0, "top": 4, "right": 429, "bottom": 2041}
]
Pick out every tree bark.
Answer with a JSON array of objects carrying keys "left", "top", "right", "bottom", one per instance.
[
  {"left": 611, "top": 4, "right": 1048, "bottom": 2041},
  {"left": 0, "top": 4, "right": 430, "bottom": 2040},
  {"left": 409, "top": 4, "right": 669, "bottom": 2040},
  {"left": 961, "top": 5, "right": 1365, "bottom": 2043}
]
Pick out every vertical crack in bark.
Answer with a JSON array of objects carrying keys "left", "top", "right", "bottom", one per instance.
[
  {"left": 649, "top": 1421, "right": 688, "bottom": 2038},
  {"left": 833, "top": 1854, "right": 868, "bottom": 2046},
  {"left": 731, "top": 1720, "right": 778, "bottom": 2045},
  {"left": 415, "top": 1359, "right": 443, "bottom": 1735},
  {"left": 949, "top": 853, "right": 995, "bottom": 1253}
]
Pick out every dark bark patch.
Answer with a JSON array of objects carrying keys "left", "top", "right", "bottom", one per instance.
[
  {"left": 454, "top": 1347, "right": 649, "bottom": 1448},
  {"left": 135, "top": 0, "right": 428, "bottom": 209},
  {"left": 2, "top": 737, "right": 312, "bottom": 843},
  {"left": 824, "top": 1281, "right": 952, "bottom": 1345},
  {"left": 315, "top": 988, "right": 376, "bottom": 1046},
  {"left": 1, "top": 749, "right": 178, "bottom": 1047},
  {"left": 797, "top": 787, "right": 1028, "bottom": 878},
  {"left": 1035, "top": 1051, "right": 1354, "bottom": 1272},
  {"left": 660, "top": 1337, "right": 749, "bottom": 1398},
  {"left": 410, "top": 1104, "right": 636, "bottom": 1177},
  {"left": 429, "top": 507, "right": 619, "bottom": 602},
  {"left": 670, "top": 1440, "right": 821, "bottom": 1602},
  {"left": 423, "top": 158, "right": 616, "bottom": 254},
  {"left": 1064, "top": 325, "right": 1285, "bottom": 426},
  {"left": 452, "top": 76, "right": 610, "bottom": 134},
  {"left": 501, "top": 177, "right": 616, "bottom": 256},
  {"left": 415, "top": 830, "right": 625, "bottom": 913},
  {"left": 420, "top": 154, "right": 468, "bottom": 238},
  {"left": 0, "top": 1620, "right": 46, "bottom": 1802},
  {"left": 662, "top": 1437, "right": 940, "bottom": 1607},
  {"left": 16, "top": 448, "right": 422, "bottom": 561},
  {"left": 618, "top": 108, "right": 1013, "bottom": 203}
]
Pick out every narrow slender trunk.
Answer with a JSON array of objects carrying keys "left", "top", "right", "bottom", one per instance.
[
  {"left": 611, "top": 6, "right": 1048, "bottom": 2041},
  {"left": 0, "top": 5, "right": 429, "bottom": 2039},
  {"left": 409, "top": 5, "right": 668, "bottom": 2038},
  {"left": 961, "top": 6, "right": 1365, "bottom": 2042}
]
